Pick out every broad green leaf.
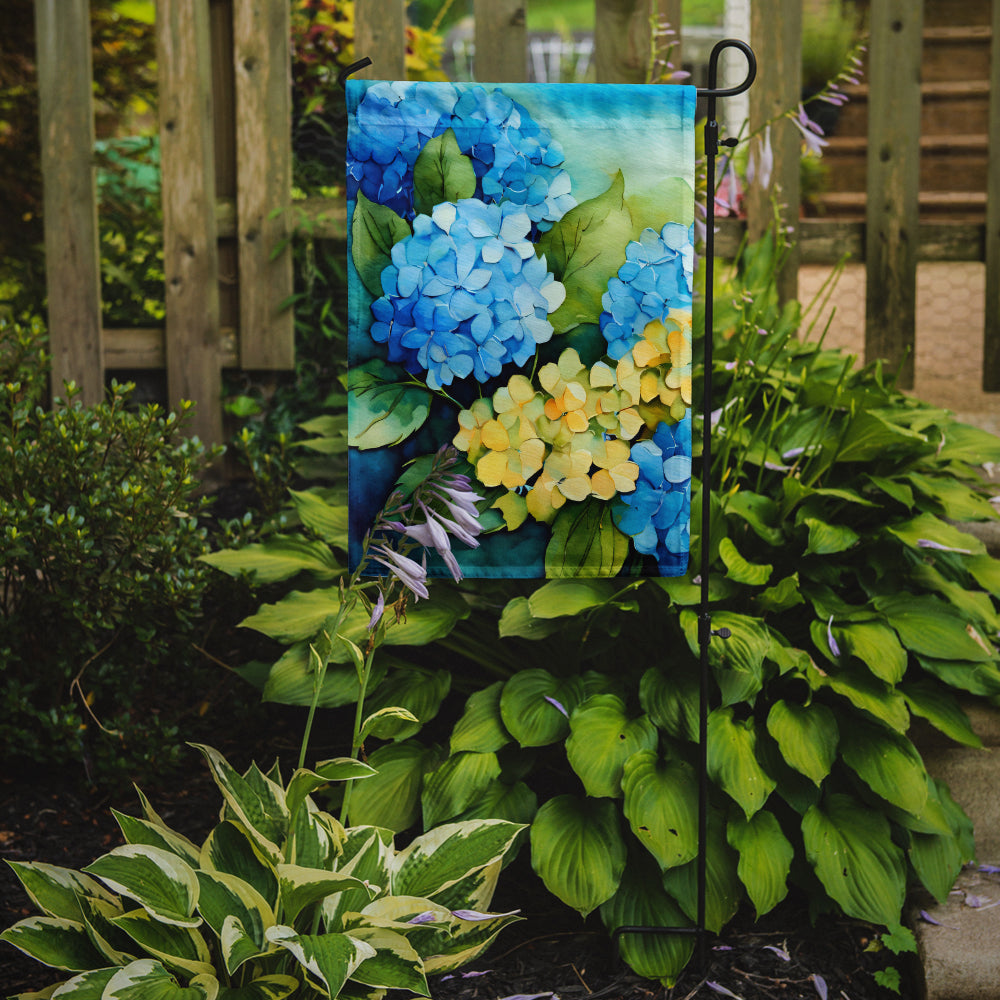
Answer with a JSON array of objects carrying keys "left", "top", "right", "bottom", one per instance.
[
  {"left": 346, "top": 925, "right": 429, "bottom": 994},
  {"left": 392, "top": 819, "right": 524, "bottom": 900},
  {"left": 765, "top": 701, "right": 838, "bottom": 786},
  {"left": 347, "top": 740, "right": 442, "bottom": 832},
  {"left": 755, "top": 573, "right": 805, "bottom": 614},
  {"left": 5, "top": 862, "right": 117, "bottom": 923},
  {"left": 839, "top": 718, "right": 929, "bottom": 816},
  {"left": 102, "top": 959, "right": 217, "bottom": 1000},
  {"left": 906, "top": 472, "right": 999, "bottom": 521},
  {"left": 83, "top": 846, "right": 200, "bottom": 928},
  {"left": 260, "top": 644, "right": 381, "bottom": 708},
  {"left": 199, "top": 536, "right": 340, "bottom": 584},
  {"left": 0, "top": 917, "right": 107, "bottom": 972},
  {"left": 216, "top": 976, "right": 299, "bottom": 1000},
  {"left": 886, "top": 512, "right": 985, "bottom": 557},
  {"left": 680, "top": 610, "right": 770, "bottom": 706},
  {"left": 497, "top": 596, "right": 564, "bottom": 640},
  {"left": 530, "top": 795, "right": 626, "bottom": 916},
  {"left": 265, "top": 926, "right": 375, "bottom": 998},
  {"left": 834, "top": 410, "right": 927, "bottom": 463},
  {"left": 935, "top": 421, "right": 1000, "bottom": 465},
  {"left": 599, "top": 854, "right": 694, "bottom": 987},
  {"left": 724, "top": 491, "right": 784, "bottom": 545},
  {"left": 499, "top": 670, "right": 584, "bottom": 747},
  {"left": 966, "top": 553, "right": 1000, "bottom": 598},
  {"left": 421, "top": 751, "right": 502, "bottom": 828},
  {"left": 874, "top": 594, "right": 995, "bottom": 662},
  {"left": 803, "top": 517, "right": 859, "bottom": 556},
  {"left": 527, "top": 578, "right": 618, "bottom": 618},
  {"left": 566, "top": 695, "right": 657, "bottom": 798},
  {"left": 866, "top": 474, "right": 914, "bottom": 509},
  {"left": 621, "top": 751, "right": 698, "bottom": 871},
  {"left": 351, "top": 192, "right": 410, "bottom": 298},
  {"left": 639, "top": 664, "right": 699, "bottom": 742},
  {"left": 241, "top": 591, "right": 342, "bottom": 645},
  {"left": 111, "top": 813, "right": 201, "bottom": 868},
  {"left": 348, "top": 359, "right": 432, "bottom": 450},
  {"left": 808, "top": 661, "right": 910, "bottom": 732},
  {"left": 537, "top": 170, "right": 633, "bottom": 332},
  {"left": 916, "top": 655, "right": 1000, "bottom": 697},
  {"left": 908, "top": 778, "right": 969, "bottom": 905},
  {"left": 544, "top": 498, "right": 631, "bottom": 577},
  {"left": 718, "top": 537, "right": 772, "bottom": 586},
  {"left": 802, "top": 794, "right": 906, "bottom": 926},
  {"left": 199, "top": 822, "right": 278, "bottom": 910},
  {"left": 834, "top": 621, "right": 907, "bottom": 684},
  {"left": 450, "top": 682, "right": 511, "bottom": 754},
  {"left": 363, "top": 667, "right": 451, "bottom": 740},
  {"left": 110, "top": 909, "right": 214, "bottom": 978},
  {"left": 453, "top": 779, "right": 538, "bottom": 827},
  {"left": 412, "top": 129, "right": 476, "bottom": 217},
  {"left": 277, "top": 865, "right": 373, "bottom": 925},
  {"left": 727, "top": 811, "right": 793, "bottom": 918},
  {"left": 910, "top": 562, "right": 1000, "bottom": 633},
  {"left": 901, "top": 680, "right": 982, "bottom": 748},
  {"left": 288, "top": 489, "right": 349, "bottom": 546},
  {"left": 707, "top": 708, "right": 776, "bottom": 819}
]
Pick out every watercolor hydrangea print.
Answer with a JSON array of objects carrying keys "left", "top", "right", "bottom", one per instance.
[{"left": 347, "top": 79, "right": 697, "bottom": 578}]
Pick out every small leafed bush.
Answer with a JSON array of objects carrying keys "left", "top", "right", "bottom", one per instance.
[
  {"left": 0, "top": 317, "right": 218, "bottom": 782},
  {"left": 1, "top": 744, "right": 524, "bottom": 998}
]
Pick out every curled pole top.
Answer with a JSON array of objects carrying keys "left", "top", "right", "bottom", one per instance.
[{"left": 697, "top": 38, "right": 756, "bottom": 99}]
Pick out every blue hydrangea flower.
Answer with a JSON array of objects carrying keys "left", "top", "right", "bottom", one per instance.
[
  {"left": 613, "top": 419, "right": 691, "bottom": 575},
  {"left": 600, "top": 223, "right": 696, "bottom": 361},
  {"left": 370, "top": 199, "right": 566, "bottom": 391},
  {"left": 445, "top": 86, "right": 576, "bottom": 232},
  {"left": 347, "top": 81, "right": 459, "bottom": 219}
]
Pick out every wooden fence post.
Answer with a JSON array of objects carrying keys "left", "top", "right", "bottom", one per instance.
[
  {"left": 34, "top": 0, "right": 104, "bottom": 405},
  {"left": 983, "top": 0, "right": 1000, "bottom": 391},
  {"left": 594, "top": 0, "right": 656, "bottom": 84},
  {"left": 864, "top": 0, "right": 923, "bottom": 390},
  {"left": 474, "top": 0, "right": 527, "bottom": 82},
  {"left": 157, "top": 0, "right": 223, "bottom": 445},
  {"left": 233, "top": 0, "right": 294, "bottom": 370},
  {"left": 746, "top": 0, "right": 801, "bottom": 305},
  {"left": 354, "top": 0, "right": 406, "bottom": 80}
]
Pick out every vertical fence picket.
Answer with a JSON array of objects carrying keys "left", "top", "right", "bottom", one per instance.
[
  {"left": 34, "top": 0, "right": 104, "bottom": 405},
  {"left": 233, "top": 0, "right": 294, "bottom": 369},
  {"left": 983, "top": 0, "right": 1000, "bottom": 390},
  {"left": 157, "top": 0, "right": 222, "bottom": 445},
  {"left": 354, "top": 0, "right": 406, "bottom": 79},
  {"left": 594, "top": 0, "right": 657, "bottom": 84},
  {"left": 864, "top": 0, "right": 923, "bottom": 390},
  {"left": 474, "top": 0, "right": 527, "bottom": 82}
]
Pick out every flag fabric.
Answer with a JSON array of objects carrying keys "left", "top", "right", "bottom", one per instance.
[{"left": 347, "top": 79, "right": 697, "bottom": 578}]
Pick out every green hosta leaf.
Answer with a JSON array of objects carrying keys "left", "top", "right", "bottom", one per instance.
[
  {"left": 621, "top": 751, "right": 698, "bottom": 871},
  {"left": 0, "top": 916, "right": 107, "bottom": 971},
  {"left": 835, "top": 410, "right": 927, "bottom": 463},
  {"left": 886, "top": 512, "right": 985, "bottom": 556},
  {"left": 936, "top": 421, "right": 1000, "bottom": 464},
  {"left": 802, "top": 793, "right": 906, "bottom": 926},
  {"left": 351, "top": 192, "right": 410, "bottom": 298},
  {"left": 421, "top": 751, "right": 502, "bottom": 828},
  {"left": 874, "top": 594, "right": 995, "bottom": 662},
  {"left": 412, "top": 128, "right": 476, "bottom": 217},
  {"left": 497, "top": 596, "right": 564, "bottom": 639},
  {"left": 566, "top": 695, "right": 657, "bottom": 798},
  {"left": 803, "top": 517, "right": 859, "bottom": 556},
  {"left": 241, "top": 592, "right": 341, "bottom": 645},
  {"left": 909, "top": 825, "right": 966, "bottom": 905},
  {"left": 83, "top": 846, "right": 200, "bottom": 928},
  {"left": 680, "top": 610, "right": 770, "bottom": 706},
  {"left": 450, "top": 682, "right": 511, "bottom": 754},
  {"left": 453, "top": 779, "right": 538, "bottom": 827},
  {"left": 348, "top": 359, "right": 432, "bottom": 450},
  {"left": 866, "top": 474, "right": 914, "bottom": 509},
  {"left": 499, "top": 669, "right": 584, "bottom": 747},
  {"left": 4, "top": 862, "right": 118, "bottom": 923},
  {"left": 911, "top": 562, "right": 1000, "bottom": 633},
  {"left": 200, "top": 822, "right": 278, "bottom": 911},
  {"left": 530, "top": 795, "right": 626, "bottom": 916},
  {"left": 719, "top": 537, "right": 772, "bottom": 585},
  {"left": 216, "top": 975, "right": 299, "bottom": 1000},
  {"left": 277, "top": 865, "right": 373, "bottom": 925},
  {"left": 727, "top": 811, "right": 793, "bottom": 918},
  {"left": 392, "top": 819, "right": 524, "bottom": 900},
  {"left": 345, "top": 925, "right": 429, "bottom": 994},
  {"left": 707, "top": 708, "right": 776, "bottom": 819},
  {"left": 363, "top": 667, "right": 451, "bottom": 740},
  {"left": 839, "top": 718, "right": 928, "bottom": 816},
  {"left": 835, "top": 621, "right": 907, "bottom": 684},
  {"left": 537, "top": 170, "right": 633, "bottom": 333},
  {"left": 901, "top": 680, "right": 982, "bottom": 748},
  {"left": 112, "top": 812, "right": 201, "bottom": 868},
  {"left": 102, "top": 959, "right": 218, "bottom": 1000},
  {"left": 765, "top": 701, "right": 838, "bottom": 786},
  {"left": 259, "top": 643, "right": 386, "bottom": 708},
  {"left": 599, "top": 854, "right": 694, "bottom": 987},
  {"left": 527, "top": 579, "right": 619, "bottom": 618},
  {"left": 966, "top": 553, "right": 1000, "bottom": 598},
  {"left": 545, "top": 498, "right": 631, "bottom": 577},
  {"left": 810, "top": 661, "right": 910, "bottom": 732},
  {"left": 195, "top": 871, "right": 273, "bottom": 974},
  {"left": 199, "top": 536, "right": 340, "bottom": 584},
  {"left": 724, "top": 490, "right": 784, "bottom": 546},
  {"left": 907, "top": 472, "right": 999, "bottom": 521},
  {"left": 288, "top": 489, "right": 349, "bottom": 547},
  {"left": 639, "top": 664, "right": 699, "bottom": 742},
  {"left": 111, "top": 909, "right": 214, "bottom": 978},
  {"left": 756, "top": 573, "right": 805, "bottom": 614},
  {"left": 347, "top": 740, "right": 442, "bottom": 832},
  {"left": 916, "top": 655, "right": 1000, "bottom": 697},
  {"left": 265, "top": 926, "right": 375, "bottom": 998}
]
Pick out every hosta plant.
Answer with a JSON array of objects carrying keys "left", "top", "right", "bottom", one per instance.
[{"left": 1, "top": 744, "right": 523, "bottom": 999}]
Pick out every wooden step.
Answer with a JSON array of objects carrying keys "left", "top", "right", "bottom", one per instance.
[
  {"left": 813, "top": 190, "right": 987, "bottom": 222},
  {"left": 922, "top": 25, "right": 993, "bottom": 83},
  {"left": 921, "top": 0, "right": 992, "bottom": 28},
  {"left": 833, "top": 80, "right": 991, "bottom": 137}
]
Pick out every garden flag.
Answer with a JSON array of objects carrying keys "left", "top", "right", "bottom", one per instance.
[{"left": 347, "top": 80, "right": 697, "bottom": 579}]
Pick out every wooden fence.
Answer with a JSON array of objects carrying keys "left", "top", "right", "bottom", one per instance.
[{"left": 34, "top": 0, "right": 1000, "bottom": 445}]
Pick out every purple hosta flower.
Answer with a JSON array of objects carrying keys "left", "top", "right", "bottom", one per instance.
[
  {"left": 826, "top": 616, "right": 841, "bottom": 657},
  {"left": 445, "top": 86, "right": 576, "bottom": 232},
  {"left": 371, "top": 199, "right": 565, "bottom": 390},
  {"left": 715, "top": 156, "right": 742, "bottom": 216},
  {"left": 706, "top": 983, "right": 742, "bottom": 999},
  {"left": 747, "top": 125, "right": 774, "bottom": 190},
  {"left": 367, "top": 590, "right": 385, "bottom": 631},
  {"left": 347, "top": 81, "right": 459, "bottom": 219},
  {"left": 811, "top": 974, "right": 828, "bottom": 1000},
  {"left": 407, "top": 911, "right": 438, "bottom": 925},
  {"left": 791, "top": 103, "right": 829, "bottom": 157},
  {"left": 613, "top": 420, "right": 691, "bottom": 575},
  {"left": 451, "top": 908, "right": 521, "bottom": 921},
  {"left": 917, "top": 538, "right": 974, "bottom": 555},
  {"left": 599, "top": 223, "right": 695, "bottom": 361},
  {"left": 544, "top": 695, "right": 569, "bottom": 717},
  {"left": 370, "top": 544, "right": 429, "bottom": 600}
]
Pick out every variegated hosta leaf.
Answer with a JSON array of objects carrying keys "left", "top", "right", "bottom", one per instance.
[
  {"left": 421, "top": 751, "right": 502, "bottom": 829},
  {"left": 265, "top": 926, "right": 375, "bottom": 998},
  {"left": 424, "top": 859, "right": 501, "bottom": 915},
  {"left": 195, "top": 871, "right": 274, "bottom": 974},
  {"left": 214, "top": 974, "right": 300, "bottom": 1000},
  {"left": 726, "top": 810, "right": 793, "bottom": 918},
  {"left": 621, "top": 751, "right": 699, "bottom": 871},
  {"left": 566, "top": 695, "right": 658, "bottom": 798},
  {"left": 112, "top": 810, "right": 202, "bottom": 868},
  {"left": 420, "top": 907, "right": 522, "bottom": 975},
  {"left": 765, "top": 700, "right": 838, "bottom": 786},
  {"left": 200, "top": 822, "right": 279, "bottom": 910},
  {"left": 219, "top": 915, "right": 271, "bottom": 980},
  {"left": 0, "top": 916, "right": 107, "bottom": 971},
  {"left": 345, "top": 926, "right": 429, "bottom": 995},
  {"left": 285, "top": 760, "right": 376, "bottom": 823},
  {"left": 102, "top": 958, "right": 218, "bottom": 999},
  {"left": 450, "top": 681, "right": 511, "bottom": 754},
  {"left": 77, "top": 894, "right": 136, "bottom": 966},
  {"left": 276, "top": 864, "right": 375, "bottom": 925},
  {"left": 529, "top": 795, "right": 626, "bottom": 917},
  {"left": 706, "top": 707, "right": 776, "bottom": 819},
  {"left": 83, "top": 845, "right": 201, "bottom": 928},
  {"left": 323, "top": 829, "right": 393, "bottom": 931},
  {"left": 4, "top": 862, "right": 118, "bottom": 922},
  {"left": 110, "top": 908, "right": 215, "bottom": 979},
  {"left": 46, "top": 966, "right": 118, "bottom": 997},
  {"left": 391, "top": 820, "right": 524, "bottom": 900},
  {"left": 191, "top": 745, "right": 287, "bottom": 863},
  {"left": 802, "top": 793, "right": 906, "bottom": 926},
  {"left": 288, "top": 803, "right": 344, "bottom": 870}
]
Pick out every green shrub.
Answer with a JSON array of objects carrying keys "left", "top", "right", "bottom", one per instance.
[{"left": 0, "top": 317, "right": 220, "bottom": 783}]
